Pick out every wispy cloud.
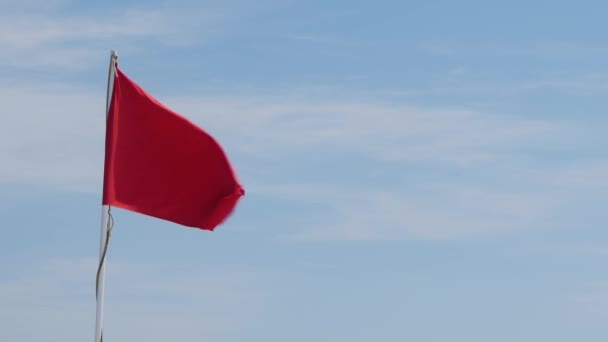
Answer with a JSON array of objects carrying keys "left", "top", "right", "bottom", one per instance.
[
  {"left": 420, "top": 41, "right": 608, "bottom": 59},
  {"left": 538, "top": 243, "right": 608, "bottom": 257},
  {"left": 2, "top": 77, "right": 602, "bottom": 240},
  {"left": 1, "top": 81, "right": 566, "bottom": 189},
  {"left": 0, "top": 1, "right": 244, "bottom": 69},
  {"left": 549, "top": 160, "right": 608, "bottom": 189},
  {"left": 286, "top": 34, "right": 345, "bottom": 45},
  {"left": 169, "top": 95, "right": 562, "bottom": 165},
  {"left": 251, "top": 182, "right": 561, "bottom": 240},
  {"left": 0, "top": 258, "right": 265, "bottom": 342},
  {"left": 568, "top": 287, "right": 608, "bottom": 324},
  {"left": 417, "top": 41, "right": 608, "bottom": 96},
  {"left": 0, "top": 83, "right": 105, "bottom": 191},
  {"left": 519, "top": 72, "right": 608, "bottom": 95}
]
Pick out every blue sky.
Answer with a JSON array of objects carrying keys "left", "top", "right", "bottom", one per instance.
[{"left": 2, "top": 0, "right": 608, "bottom": 341}]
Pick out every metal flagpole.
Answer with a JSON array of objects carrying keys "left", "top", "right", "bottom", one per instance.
[{"left": 95, "top": 49, "right": 118, "bottom": 342}]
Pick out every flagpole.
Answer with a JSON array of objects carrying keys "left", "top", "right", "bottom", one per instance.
[{"left": 95, "top": 49, "right": 118, "bottom": 342}]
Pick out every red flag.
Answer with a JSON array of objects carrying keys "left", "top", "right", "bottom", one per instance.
[{"left": 102, "top": 65, "right": 244, "bottom": 230}]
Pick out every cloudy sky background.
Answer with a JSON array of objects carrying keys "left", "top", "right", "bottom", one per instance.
[{"left": 2, "top": 1, "right": 608, "bottom": 341}]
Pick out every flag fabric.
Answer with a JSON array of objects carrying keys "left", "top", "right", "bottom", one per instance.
[{"left": 102, "top": 65, "right": 244, "bottom": 230}]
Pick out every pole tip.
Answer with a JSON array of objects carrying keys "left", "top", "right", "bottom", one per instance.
[{"left": 111, "top": 50, "right": 118, "bottom": 58}]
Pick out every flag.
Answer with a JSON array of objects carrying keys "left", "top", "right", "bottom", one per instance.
[{"left": 102, "top": 65, "right": 244, "bottom": 230}]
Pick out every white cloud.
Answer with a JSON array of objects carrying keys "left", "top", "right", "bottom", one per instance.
[
  {"left": 0, "top": 83, "right": 105, "bottom": 191},
  {"left": 3, "top": 0, "right": 603, "bottom": 243},
  {"left": 286, "top": 34, "right": 345, "bottom": 45},
  {"left": 539, "top": 243, "right": 608, "bottom": 257},
  {"left": 568, "top": 287, "right": 608, "bottom": 324},
  {"left": 0, "top": 1, "right": 244, "bottom": 69},
  {"left": 0, "top": 81, "right": 564, "bottom": 190},
  {"left": 421, "top": 41, "right": 608, "bottom": 60},
  {"left": 0, "top": 258, "right": 264, "bottom": 342},
  {"left": 251, "top": 182, "right": 560, "bottom": 240},
  {"left": 1, "top": 78, "right": 598, "bottom": 239},
  {"left": 167, "top": 95, "right": 561, "bottom": 165},
  {"left": 0, "top": 0, "right": 69, "bottom": 9}
]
